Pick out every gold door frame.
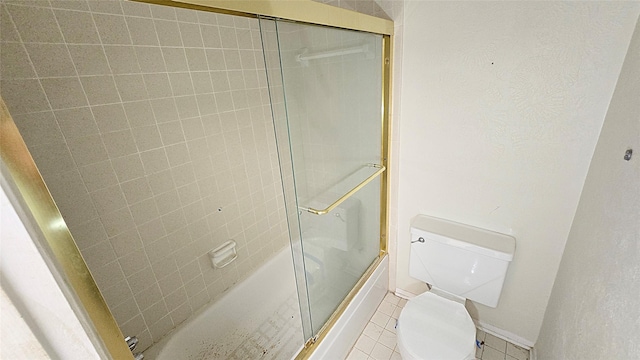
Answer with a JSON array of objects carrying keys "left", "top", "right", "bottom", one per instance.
[
  {"left": 0, "top": 99, "right": 134, "bottom": 359},
  {"left": 133, "top": 0, "right": 393, "bottom": 35},
  {"left": 0, "top": 1, "right": 393, "bottom": 359}
]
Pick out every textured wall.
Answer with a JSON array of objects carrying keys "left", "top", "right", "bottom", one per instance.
[
  {"left": 1, "top": 182, "right": 104, "bottom": 360},
  {"left": 396, "top": 1, "right": 640, "bottom": 344},
  {"left": 0, "top": 0, "right": 288, "bottom": 351},
  {"left": 535, "top": 16, "right": 640, "bottom": 359}
]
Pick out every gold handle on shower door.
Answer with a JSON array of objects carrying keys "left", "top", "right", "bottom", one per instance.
[{"left": 300, "top": 164, "right": 386, "bottom": 215}]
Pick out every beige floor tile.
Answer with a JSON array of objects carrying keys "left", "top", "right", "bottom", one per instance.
[
  {"left": 391, "top": 306, "right": 402, "bottom": 319},
  {"left": 371, "top": 311, "right": 391, "bottom": 327},
  {"left": 484, "top": 333, "right": 507, "bottom": 352},
  {"left": 363, "top": 321, "right": 384, "bottom": 341},
  {"left": 347, "top": 348, "right": 369, "bottom": 360},
  {"left": 481, "top": 345, "right": 506, "bottom": 360},
  {"left": 355, "top": 334, "right": 376, "bottom": 354},
  {"left": 506, "top": 342, "right": 529, "bottom": 360},
  {"left": 378, "top": 329, "right": 396, "bottom": 350},
  {"left": 384, "top": 317, "right": 397, "bottom": 334},
  {"left": 384, "top": 292, "right": 400, "bottom": 305},
  {"left": 377, "top": 301, "right": 395, "bottom": 316},
  {"left": 370, "top": 343, "right": 393, "bottom": 360}
]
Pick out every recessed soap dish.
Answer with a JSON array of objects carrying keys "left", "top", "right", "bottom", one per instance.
[{"left": 209, "top": 240, "right": 237, "bottom": 269}]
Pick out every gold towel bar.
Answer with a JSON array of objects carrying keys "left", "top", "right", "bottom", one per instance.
[{"left": 300, "top": 164, "right": 386, "bottom": 215}]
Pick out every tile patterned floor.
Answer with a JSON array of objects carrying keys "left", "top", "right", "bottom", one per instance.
[
  {"left": 476, "top": 330, "right": 530, "bottom": 360},
  {"left": 347, "top": 292, "right": 530, "bottom": 360}
]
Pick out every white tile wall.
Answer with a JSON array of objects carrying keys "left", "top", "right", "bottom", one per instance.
[{"left": 1, "top": 0, "right": 288, "bottom": 351}]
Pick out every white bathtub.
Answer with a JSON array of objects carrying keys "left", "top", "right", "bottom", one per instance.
[{"left": 143, "top": 248, "right": 304, "bottom": 360}]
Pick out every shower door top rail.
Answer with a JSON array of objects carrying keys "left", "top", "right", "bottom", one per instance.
[
  {"left": 157, "top": 0, "right": 393, "bottom": 35},
  {"left": 300, "top": 163, "right": 385, "bottom": 215}
]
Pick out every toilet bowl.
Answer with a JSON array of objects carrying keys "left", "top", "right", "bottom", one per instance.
[
  {"left": 397, "top": 291, "right": 476, "bottom": 360},
  {"left": 396, "top": 215, "right": 515, "bottom": 360}
]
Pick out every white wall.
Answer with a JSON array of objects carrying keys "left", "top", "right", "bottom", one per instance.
[
  {"left": 535, "top": 16, "right": 640, "bottom": 359},
  {"left": 1, "top": 172, "right": 104, "bottom": 360},
  {"left": 396, "top": 1, "right": 640, "bottom": 344}
]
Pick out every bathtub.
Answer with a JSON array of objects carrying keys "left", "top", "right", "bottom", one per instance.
[{"left": 143, "top": 248, "right": 304, "bottom": 360}]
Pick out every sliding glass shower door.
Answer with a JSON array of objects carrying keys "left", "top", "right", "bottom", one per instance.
[{"left": 261, "top": 19, "right": 385, "bottom": 338}]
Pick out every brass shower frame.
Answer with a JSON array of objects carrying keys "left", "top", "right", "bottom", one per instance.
[{"left": 0, "top": 1, "right": 393, "bottom": 359}]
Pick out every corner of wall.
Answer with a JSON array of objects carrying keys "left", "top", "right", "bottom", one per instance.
[{"left": 534, "top": 12, "right": 640, "bottom": 358}]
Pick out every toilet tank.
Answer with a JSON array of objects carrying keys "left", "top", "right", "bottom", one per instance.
[{"left": 409, "top": 215, "right": 515, "bottom": 308}]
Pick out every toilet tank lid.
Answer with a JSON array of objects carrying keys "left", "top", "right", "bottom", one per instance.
[{"left": 411, "top": 215, "right": 515, "bottom": 261}]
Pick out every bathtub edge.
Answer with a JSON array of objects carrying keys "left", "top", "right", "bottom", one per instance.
[{"left": 305, "top": 255, "right": 389, "bottom": 360}]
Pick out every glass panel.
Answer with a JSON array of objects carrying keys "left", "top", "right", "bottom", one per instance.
[
  {"left": 259, "top": 17, "right": 314, "bottom": 340},
  {"left": 2, "top": 3, "right": 308, "bottom": 358},
  {"left": 268, "top": 19, "right": 384, "bottom": 336}
]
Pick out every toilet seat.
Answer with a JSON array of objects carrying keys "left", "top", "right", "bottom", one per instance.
[{"left": 397, "top": 291, "right": 476, "bottom": 360}]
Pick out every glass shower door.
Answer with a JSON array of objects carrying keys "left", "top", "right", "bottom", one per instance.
[{"left": 262, "top": 18, "right": 384, "bottom": 337}]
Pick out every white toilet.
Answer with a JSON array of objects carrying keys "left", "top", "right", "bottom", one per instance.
[{"left": 397, "top": 215, "right": 516, "bottom": 360}]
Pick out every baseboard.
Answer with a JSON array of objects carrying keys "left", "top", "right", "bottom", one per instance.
[
  {"left": 307, "top": 256, "right": 389, "bottom": 360},
  {"left": 394, "top": 287, "right": 535, "bottom": 350},
  {"left": 476, "top": 321, "right": 534, "bottom": 350},
  {"left": 529, "top": 346, "right": 538, "bottom": 360}
]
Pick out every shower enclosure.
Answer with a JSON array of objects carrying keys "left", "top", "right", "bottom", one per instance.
[
  {"left": 0, "top": 1, "right": 391, "bottom": 358},
  {"left": 261, "top": 18, "right": 386, "bottom": 339}
]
